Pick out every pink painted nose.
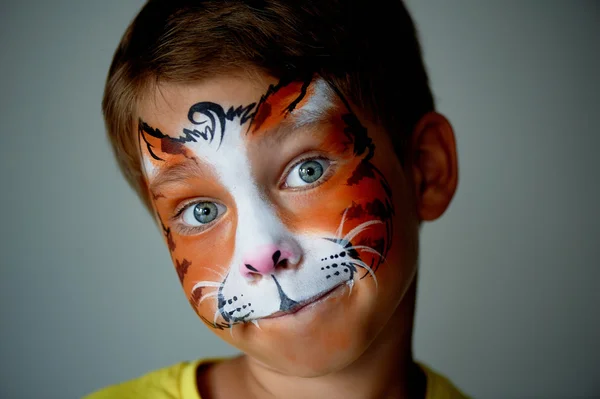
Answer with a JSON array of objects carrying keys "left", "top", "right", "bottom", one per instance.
[{"left": 241, "top": 244, "right": 293, "bottom": 278}]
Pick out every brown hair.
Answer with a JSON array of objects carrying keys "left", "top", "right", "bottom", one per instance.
[{"left": 102, "top": 0, "right": 435, "bottom": 211}]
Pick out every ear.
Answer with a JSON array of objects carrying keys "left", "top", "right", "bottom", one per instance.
[{"left": 410, "top": 112, "right": 458, "bottom": 221}]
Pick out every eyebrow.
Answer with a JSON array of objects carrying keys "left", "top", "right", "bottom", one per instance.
[
  {"left": 148, "top": 99, "right": 336, "bottom": 192},
  {"left": 260, "top": 108, "right": 332, "bottom": 145},
  {"left": 149, "top": 158, "right": 207, "bottom": 193}
]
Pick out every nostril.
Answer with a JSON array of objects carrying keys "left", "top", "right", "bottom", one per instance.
[
  {"left": 242, "top": 246, "right": 297, "bottom": 277},
  {"left": 245, "top": 264, "right": 258, "bottom": 272},
  {"left": 272, "top": 250, "right": 281, "bottom": 266},
  {"left": 277, "top": 258, "right": 288, "bottom": 269}
]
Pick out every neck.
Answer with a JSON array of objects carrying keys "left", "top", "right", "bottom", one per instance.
[{"left": 242, "top": 278, "right": 424, "bottom": 399}]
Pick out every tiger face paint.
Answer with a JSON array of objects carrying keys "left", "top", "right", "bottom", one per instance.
[{"left": 137, "top": 73, "right": 419, "bottom": 375}]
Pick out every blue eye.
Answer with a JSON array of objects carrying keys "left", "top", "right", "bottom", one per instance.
[
  {"left": 181, "top": 201, "right": 226, "bottom": 226},
  {"left": 285, "top": 158, "right": 330, "bottom": 188},
  {"left": 194, "top": 202, "right": 217, "bottom": 223}
]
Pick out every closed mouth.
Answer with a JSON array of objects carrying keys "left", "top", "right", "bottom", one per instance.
[{"left": 262, "top": 283, "right": 344, "bottom": 320}]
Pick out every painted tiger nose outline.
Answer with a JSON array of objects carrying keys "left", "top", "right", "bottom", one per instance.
[{"left": 241, "top": 244, "right": 294, "bottom": 278}]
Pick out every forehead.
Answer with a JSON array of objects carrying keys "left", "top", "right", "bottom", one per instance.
[
  {"left": 137, "top": 74, "right": 271, "bottom": 128},
  {"left": 138, "top": 75, "right": 337, "bottom": 144},
  {"left": 137, "top": 74, "right": 340, "bottom": 180}
]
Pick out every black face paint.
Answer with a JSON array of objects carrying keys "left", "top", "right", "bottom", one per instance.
[{"left": 139, "top": 101, "right": 257, "bottom": 161}]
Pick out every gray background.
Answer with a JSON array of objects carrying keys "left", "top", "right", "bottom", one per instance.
[{"left": 1, "top": 1, "right": 598, "bottom": 398}]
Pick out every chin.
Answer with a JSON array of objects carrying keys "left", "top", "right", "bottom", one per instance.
[
  {"left": 221, "top": 281, "right": 383, "bottom": 377},
  {"left": 246, "top": 325, "right": 373, "bottom": 377}
]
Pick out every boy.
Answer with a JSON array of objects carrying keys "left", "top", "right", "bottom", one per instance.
[{"left": 88, "top": 0, "right": 468, "bottom": 397}]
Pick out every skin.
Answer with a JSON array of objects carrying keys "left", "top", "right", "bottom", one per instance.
[{"left": 136, "top": 71, "right": 458, "bottom": 399}]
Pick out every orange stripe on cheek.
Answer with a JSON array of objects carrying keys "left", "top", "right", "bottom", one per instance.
[
  {"left": 177, "top": 216, "right": 236, "bottom": 313},
  {"left": 150, "top": 172, "right": 236, "bottom": 316},
  {"left": 279, "top": 158, "right": 390, "bottom": 267}
]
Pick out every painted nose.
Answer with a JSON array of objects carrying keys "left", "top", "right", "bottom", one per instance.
[{"left": 241, "top": 244, "right": 293, "bottom": 278}]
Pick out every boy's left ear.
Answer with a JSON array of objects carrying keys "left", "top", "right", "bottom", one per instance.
[{"left": 409, "top": 112, "right": 458, "bottom": 221}]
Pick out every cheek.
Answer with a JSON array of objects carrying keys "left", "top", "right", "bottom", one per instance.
[
  {"left": 168, "top": 217, "right": 236, "bottom": 306},
  {"left": 280, "top": 117, "right": 389, "bottom": 237},
  {"left": 282, "top": 157, "right": 392, "bottom": 266}
]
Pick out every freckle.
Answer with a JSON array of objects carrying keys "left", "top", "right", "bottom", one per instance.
[
  {"left": 340, "top": 252, "right": 346, "bottom": 257},
  {"left": 326, "top": 266, "right": 330, "bottom": 269},
  {"left": 243, "top": 305, "right": 247, "bottom": 309},
  {"left": 344, "top": 269, "right": 349, "bottom": 272},
  {"left": 330, "top": 256, "right": 334, "bottom": 259},
  {"left": 251, "top": 310, "right": 254, "bottom": 313},
  {"left": 341, "top": 262, "right": 347, "bottom": 266},
  {"left": 249, "top": 303, "right": 251, "bottom": 306},
  {"left": 326, "top": 275, "right": 331, "bottom": 279},
  {"left": 233, "top": 296, "right": 238, "bottom": 301},
  {"left": 334, "top": 271, "right": 340, "bottom": 276},
  {"left": 332, "top": 264, "right": 337, "bottom": 268},
  {"left": 321, "top": 267, "right": 324, "bottom": 270},
  {"left": 228, "top": 299, "right": 232, "bottom": 304},
  {"left": 237, "top": 308, "right": 241, "bottom": 311},
  {"left": 335, "top": 255, "right": 339, "bottom": 258},
  {"left": 229, "top": 311, "right": 234, "bottom": 315}
]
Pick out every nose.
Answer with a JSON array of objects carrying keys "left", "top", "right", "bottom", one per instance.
[{"left": 241, "top": 244, "right": 294, "bottom": 278}]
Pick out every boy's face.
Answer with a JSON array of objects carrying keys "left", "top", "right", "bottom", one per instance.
[{"left": 137, "top": 73, "right": 420, "bottom": 375}]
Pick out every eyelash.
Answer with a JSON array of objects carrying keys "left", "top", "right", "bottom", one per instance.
[
  {"left": 174, "top": 223, "right": 209, "bottom": 236},
  {"left": 170, "top": 198, "right": 222, "bottom": 235},
  {"left": 172, "top": 199, "right": 201, "bottom": 218}
]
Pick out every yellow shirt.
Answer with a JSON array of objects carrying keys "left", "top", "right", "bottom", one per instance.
[{"left": 84, "top": 359, "right": 469, "bottom": 399}]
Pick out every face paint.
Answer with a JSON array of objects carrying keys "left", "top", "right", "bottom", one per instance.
[{"left": 138, "top": 74, "right": 417, "bottom": 374}]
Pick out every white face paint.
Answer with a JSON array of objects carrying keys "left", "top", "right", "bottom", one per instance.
[{"left": 139, "top": 75, "right": 393, "bottom": 331}]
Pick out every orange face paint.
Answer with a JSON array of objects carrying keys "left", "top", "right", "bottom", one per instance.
[{"left": 136, "top": 74, "right": 416, "bottom": 374}]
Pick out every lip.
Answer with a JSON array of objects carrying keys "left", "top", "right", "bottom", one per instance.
[{"left": 262, "top": 283, "right": 345, "bottom": 320}]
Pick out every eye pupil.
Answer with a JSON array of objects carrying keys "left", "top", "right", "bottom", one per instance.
[
  {"left": 298, "top": 160, "right": 323, "bottom": 183},
  {"left": 193, "top": 202, "right": 218, "bottom": 223}
]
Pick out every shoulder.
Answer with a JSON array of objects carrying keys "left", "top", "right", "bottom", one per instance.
[
  {"left": 419, "top": 362, "right": 471, "bottom": 399},
  {"left": 83, "top": 360, "right": 203, "bottom": 399}
]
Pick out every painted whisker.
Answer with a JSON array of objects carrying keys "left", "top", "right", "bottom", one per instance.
[
  {"left": 345, "top": 245, "right": 385, "bottom": 261},
  {"left": 335, "top": 208, "right": 350, "bottom": 240},
  {"left": 349, "top": 259, "right": 378, "bottom": 290},
  {"left": 346, "top": 279, "right": 355, "bottom": 297},
  {"left": 213, "top": 307, "right": 223, "bottom": 327},
  {"left": 343, "top": 219, "right": 383, "bottom": 244},
  {"left": 204, "top": 267, "right": 228, "bottom": 280},
  {"left": 198, "top": 291, "right": 219, "bottom": 304},
  {"left": 191, "top": 280, "right": 222, "bottom": 291}
]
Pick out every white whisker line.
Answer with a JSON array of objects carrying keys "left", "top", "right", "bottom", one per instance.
[
  {"left": 198, "top": 292, "right": 219, "bottom": 304},
  {"left": 350, "top": 259, "right": 378, "bottom": 290},
  {"left": 191, "top": 281, "right": 222, "bottom": 291},
  {"left": 213, "top": 307, "right": 223, "bottom": 327},
  {"left": 345, "top": 245, "right": 385, "bottom": 260},
  {"left": 251, "top": 320, "right": 261, "bottom": 330},
  {"left": 203, "top": 267, "right": 227, "bottom": 280},
  {"left": 346, "top": 279, "right": 354, "bottom": 297},
  {"left": 229, "top": 322, "right": 235, "bottom": 339},
  {"left": 343, "top": 220, "right": 383, "bottom": 244},
  {"left": 335, "top": 208, "right": 350, "bottom": 240}
]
